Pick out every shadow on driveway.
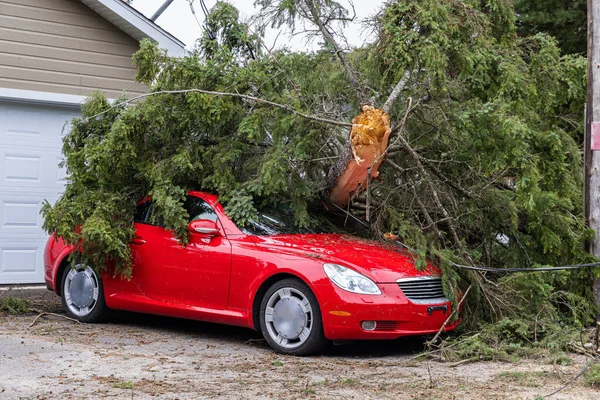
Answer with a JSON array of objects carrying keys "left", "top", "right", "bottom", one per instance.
[
  {"left": 108, "top": 308, "right": 429, "bottom": 359},
  {"left": 3, "top": 287, "right": 431, "bottom": 359}
]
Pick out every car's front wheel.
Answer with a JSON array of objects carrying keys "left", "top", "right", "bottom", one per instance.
[
  {"left": 259, "top": 278, "right": 328, "bottom": 355},
  {"left": 60, "top": 263, "right": 108, "bottom": 323}
]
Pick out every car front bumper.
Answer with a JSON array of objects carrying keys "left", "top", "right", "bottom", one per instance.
[{"left": 315, "top": 282, "right": 459, "bottom": 340}]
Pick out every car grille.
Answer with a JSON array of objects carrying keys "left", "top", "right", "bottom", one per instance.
[
  {"left": 374, "top": 321, "right": 399, "bottom": 331},
  {"left": 397, "top": 277, "right": 448, "bottom": 304}
]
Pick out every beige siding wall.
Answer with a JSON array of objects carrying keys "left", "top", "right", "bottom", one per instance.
[{"left": 0, "top": 0, "right": 147, "bottom": 98}]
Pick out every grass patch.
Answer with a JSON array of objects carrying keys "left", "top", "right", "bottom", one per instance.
[
  {"left": 111, "top": 380, "right": 134, "bottom": 390},
  {"left": 497, "top": 371, "right": 549, "bottom": 388},
  {"left": 0, "top": 297, "right": 30, "bottom": 314},
  {"left": 584, "top": 363, "right": 600, "bottom": 388},
  {"left": 499, "top": 371, "right": 528, "bottom": 378},
  {"left": 551, "top": 353, "right": 574, "bottom": 366}
]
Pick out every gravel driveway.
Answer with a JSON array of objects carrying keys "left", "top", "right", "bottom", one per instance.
[{"left": 0, "top": 288, "right": 598, "bottom": 399}]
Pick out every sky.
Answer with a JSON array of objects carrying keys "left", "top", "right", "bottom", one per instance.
[{"left": 131, "top": 0, "right": 386, "bottom": 51}]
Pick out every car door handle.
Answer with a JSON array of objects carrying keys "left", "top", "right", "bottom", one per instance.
[{"left": 131, "top": 236, "right": 146, "bottom": 245}]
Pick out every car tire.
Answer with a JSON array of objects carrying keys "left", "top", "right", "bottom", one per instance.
[
  {"left": 60, "top": 262, "right": 109, "bottom": 323},
  {"left": 259, "top": 278, "right": 328, "bottom": 356}
]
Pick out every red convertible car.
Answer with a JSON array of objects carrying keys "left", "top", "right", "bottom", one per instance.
[{"left": 44, "top": 191, "right": 458, "bottom": 355}]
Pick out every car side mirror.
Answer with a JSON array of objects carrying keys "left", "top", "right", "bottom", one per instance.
[{"left": 188, "top": 219, "right": 220, "bottom": 237}]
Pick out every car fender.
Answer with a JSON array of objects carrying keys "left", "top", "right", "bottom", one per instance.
[
  {"left": 47, "top": 238, "right": 77, "bottom": 293},
  {"left": 253, "top": 265, "right": 321, "bottom": 299},
  {"left": 242, "top": 259, "right": 330, "bottom": 330}
]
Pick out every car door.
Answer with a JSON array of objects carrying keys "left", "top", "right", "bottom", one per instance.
[
  {"left": 129, "top": 195, "right": 232, "bottom": 310},
  {"left": 101, "top": 200, "right": 154, "bottom": 294}
]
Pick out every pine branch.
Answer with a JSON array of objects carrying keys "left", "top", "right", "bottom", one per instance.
[
  {"left": 79, "top": 89, "right": 352, "bottom": 128},
  {"left": 305, "top": 0, "right": 367, "bottom": 104},
  {"left": 427, "top": 284, "right": 473, "bottom": 346},
  {"left": 382, "top": 70, "right": 411, "bottom": 113},
  {"left": 407, "top": 175, "right": 442, "bottom": 239},
  {"left": 419, "top": 156, "right": 479, "bottom": 200},
  {"left": 396, "top": 132, "right": 465, "bottom": 252},
  {"left": 247, "top": 24, "right": 310, "bottom": 109},
  {"left": 378, "top": 100, "right": 471, "bottom": 255}
]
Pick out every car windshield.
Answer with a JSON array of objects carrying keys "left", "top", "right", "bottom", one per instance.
[{"left": 239, "top": 205, "right": 348, "bottom": 236}]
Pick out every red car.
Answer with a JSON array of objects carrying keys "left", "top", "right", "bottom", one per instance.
[{"left": 44, "top": 191, "right": 458, "bottom": 355}]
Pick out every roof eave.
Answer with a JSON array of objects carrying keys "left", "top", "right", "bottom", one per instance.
[{"left": 79, "top": 0, "right": 186, "bottom": 57}]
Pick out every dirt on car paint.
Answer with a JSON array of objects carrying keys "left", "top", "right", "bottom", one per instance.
[{"left": 0, "top": 288, "right": 598, "bottom": 400}]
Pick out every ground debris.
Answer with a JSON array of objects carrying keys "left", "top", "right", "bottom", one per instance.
[{"left": 1, "top": 291, "right": 599, "bottom": 399}]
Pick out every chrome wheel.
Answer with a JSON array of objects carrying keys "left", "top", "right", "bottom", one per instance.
[
  {"left": 63, "top": 264, "right": 100, "bottom": 317},
  {"left": 264, "top": 287, "right": 313, "bottom": 349}
]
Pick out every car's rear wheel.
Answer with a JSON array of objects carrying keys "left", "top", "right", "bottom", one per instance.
[
  {"left": 60, "top": 263, "right": 108, "bottom": 323},
  {"left": 259, "top": 278, "right": 328, "bottom": 355}
]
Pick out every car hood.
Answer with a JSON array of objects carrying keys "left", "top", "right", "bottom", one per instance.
[{"left": 252, "top": 234, "right": 439, "bottom": 283}]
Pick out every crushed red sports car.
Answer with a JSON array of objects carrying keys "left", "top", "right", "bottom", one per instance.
[{"left": 44, "top": 191, "right": 458, "bottom": 355}]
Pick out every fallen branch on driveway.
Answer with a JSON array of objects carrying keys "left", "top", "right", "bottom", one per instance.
[
  {"left": 29, "top": 309, "right": 81, "bottom": 328},
  {"left": 427, "top": 285, "right": 473, "bottom": 347},
  {"left": 544, "top": 356, "right": 599, "bottom": 398}
]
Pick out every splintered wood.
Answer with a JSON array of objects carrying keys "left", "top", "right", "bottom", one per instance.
[{"left": 329, "top": 105, "right": 392, "bottom": 206}]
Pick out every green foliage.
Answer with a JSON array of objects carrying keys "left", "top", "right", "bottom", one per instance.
[
  {"left": 437, "top": 272, "right": 597, "bottom": 361},
  {"left": 372, "top": 1, "right": 597, "bottom": 341},
  {"left": 43, "top": 16, "right": 332, "bottom": 275},
  {"left": 514, "top": 0, "right": 586, "bottom": 55},
  {"left": 440, "top": 318, "right": 585, "bottom": 362},
  {"left": 199, "top": 2, "right": 261, "bottom": 60},
  {"left": 0, "top": 297, "right": 30, "bottom": 314},
  {"left": 255, "top": 0, "right": 350, "bottom": 33},
  {"left": 375, "top": 2, "right": 593, "bottom": 265},
  {"left": 42, "top": 0, "right": 597, "bottom": 342},
  {"left": 584, "top": 363, "right": 600, "bottom": 388}
]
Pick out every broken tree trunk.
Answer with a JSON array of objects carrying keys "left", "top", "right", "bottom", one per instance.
[
  {"left": 328, "top": 105, "right": 392, "bottom": 206},
  {"left": 303, "top": 0, "right": 408, "bottom": 207}
]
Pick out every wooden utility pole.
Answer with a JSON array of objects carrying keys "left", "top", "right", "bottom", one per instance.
[{"left": 587, "top": 0, "right": 600, "bottom": 315}]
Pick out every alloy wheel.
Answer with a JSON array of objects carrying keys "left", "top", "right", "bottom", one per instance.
[
  {"left": 264, "top": 287, "right": 313, "bottom": 349},
  {"left": 63, "top": 264, "right": 100, "bottom": 317}
]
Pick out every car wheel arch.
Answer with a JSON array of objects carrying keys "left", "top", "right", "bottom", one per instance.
[
  {"left": 54, "top": 248, "right": 79, "bottom": 296},
  {"left": 251, "top": 272, "right": 316, "bottom": 331},
  {"left": 54, "top": 253, "right": 73, "bottom": 296}
]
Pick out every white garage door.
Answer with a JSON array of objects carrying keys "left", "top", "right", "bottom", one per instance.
[{"left": 0, "top": 101, "right": 80, "bottom": 284}]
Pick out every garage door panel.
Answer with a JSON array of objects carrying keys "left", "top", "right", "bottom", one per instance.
[
  {"left": 5, "top": 153, "right": 41, "bottom": 181},
  {"left": 0, "top": 100, "right": 79, "bottom": 284},
  {"left": 0, "top": 148, "right": 68, "bottom": 190},
  {"left": 0, "top": 241, "right": 44, "bottom": 284},
  {"left": 0, "top": 195, "right": 58, "bottom": 234},
  {"left": 6, "top": 107, "right": 42, "bottom": 137},
  {"left": 1, "top": 247, "right": 37, "bottom": 273},
  {"left": 0, "top": 102, "right": 78, "bottom": 146},
  {"left": 3, "top": 200, "right": 39, "bottom": 227}
]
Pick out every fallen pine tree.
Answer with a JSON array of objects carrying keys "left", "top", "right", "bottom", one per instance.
[{"left": 43, "top": 0, "right": 599, "bottom": 353}]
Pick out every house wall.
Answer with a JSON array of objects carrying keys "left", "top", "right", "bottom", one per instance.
[{"left": 0, "top": 0, "right": 147, "bottom": 98}]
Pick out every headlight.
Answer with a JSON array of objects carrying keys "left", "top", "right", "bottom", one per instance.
[{"left": 323, "top": 264, "right": 381, "bottom": 295}]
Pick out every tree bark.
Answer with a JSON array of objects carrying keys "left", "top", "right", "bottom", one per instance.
[
  {"left": 382, "top": 71, "right": 411, "bottom": 114},
  {"left": 305, "top": 0, "right": 367, "bottom": 105}
]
